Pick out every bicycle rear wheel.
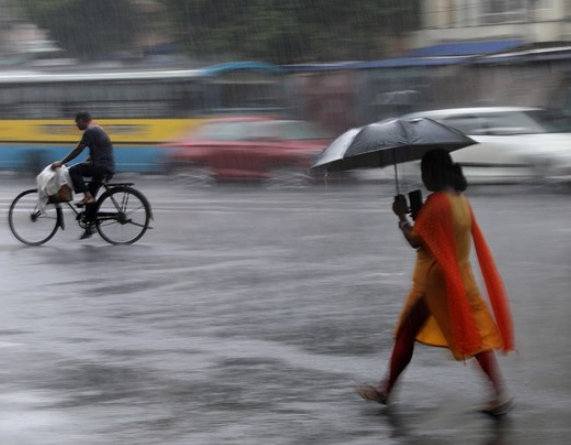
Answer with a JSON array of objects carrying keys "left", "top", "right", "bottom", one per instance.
[
  {"left": 95, "top": 186, "right": 152, "bottom": 245},
  {"left": 8, "top": 189, "right": 60, "bottom": 245}
]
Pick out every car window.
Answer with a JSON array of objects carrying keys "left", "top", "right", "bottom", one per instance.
[
  {"left": 524, "top": 109, "right": 571, "bottom": 133},
  {"left": 440, "top": 115, "right": 485, "bottom": 134},
  {"left": 248, "top": 121, "right": 278, "bottom": 140}
]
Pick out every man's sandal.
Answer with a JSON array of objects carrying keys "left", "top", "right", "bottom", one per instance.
[{"left": 75, "top": 197, "right": 95, "bottom": 207}]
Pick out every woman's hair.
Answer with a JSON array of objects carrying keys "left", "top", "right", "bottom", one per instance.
[{"left": 421, "top": 149, "right": 468, "bottom": 192}]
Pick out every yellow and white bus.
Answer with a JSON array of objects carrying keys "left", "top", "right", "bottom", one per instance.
[{"left": 0, "top": 62, "right": 286, "bottom": 173}]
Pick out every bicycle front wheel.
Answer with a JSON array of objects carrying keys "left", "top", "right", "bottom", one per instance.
[
  {"left": 95, "top": 186, "right": 152, "bottom": 245},
  {"left": 8, "top": 189, "right": 60, "bottom": 245}
]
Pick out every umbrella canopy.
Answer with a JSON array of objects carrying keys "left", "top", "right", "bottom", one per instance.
[{"left": 311, "top": 117, "right": 477, "bottom": 172}]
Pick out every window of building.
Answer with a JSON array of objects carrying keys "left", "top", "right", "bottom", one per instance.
[
  {"left": 535, "top": 0, "right": 553, "bottom": 9},
  {"left": 481, "top": 0, "right": 527, "bottom": 24}
]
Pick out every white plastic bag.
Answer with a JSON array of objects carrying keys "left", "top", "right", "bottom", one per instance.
[{"left": 36, "top": 165, "right": 73, "bottom": 214}]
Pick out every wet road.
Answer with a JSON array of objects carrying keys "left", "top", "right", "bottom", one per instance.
[{"left": 1, "top": 176, "right": 570, "bottom": 445}]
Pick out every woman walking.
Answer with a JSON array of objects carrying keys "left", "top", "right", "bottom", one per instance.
[{"left": 357, "top": 149, "right": 514, "bottom": 416}]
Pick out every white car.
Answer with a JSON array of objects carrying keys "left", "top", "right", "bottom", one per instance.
[{"left": 399, "top": 107, "right": 571, "bottom": 184}]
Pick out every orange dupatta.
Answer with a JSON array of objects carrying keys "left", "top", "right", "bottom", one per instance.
[{"left": 414, "top": 192, "right": 514, "bottom": 356}]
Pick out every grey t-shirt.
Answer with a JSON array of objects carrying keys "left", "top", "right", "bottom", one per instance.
[{"left": 80, "top": 125, "right": 115, "bottom": 173}]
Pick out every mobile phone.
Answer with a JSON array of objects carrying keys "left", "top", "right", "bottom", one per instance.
[{"left": 408, "top": 189, "right": 423, "bottom": 220}]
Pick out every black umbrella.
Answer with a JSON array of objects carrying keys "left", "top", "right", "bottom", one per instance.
[{"left": 311, "top": 117, "right": 477, "bottom": 193}]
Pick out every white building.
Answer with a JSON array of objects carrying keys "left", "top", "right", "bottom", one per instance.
[
  {"left": 383, "top": 1, "right": 571, "bottom": 110},
  {"left": 411, "top": 0, "right": 571, "bottom": 46}
]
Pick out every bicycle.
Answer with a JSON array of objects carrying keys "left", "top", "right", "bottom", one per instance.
[{"left": 8, "top": 178, "right": 153, "bottom": 246}]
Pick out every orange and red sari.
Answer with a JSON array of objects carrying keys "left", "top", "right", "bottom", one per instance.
[{"left": 395, "top": 192, "right": 514, "bottom": 360}]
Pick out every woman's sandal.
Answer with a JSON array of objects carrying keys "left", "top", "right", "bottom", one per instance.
[
  {"left": 354, "top": 383, "right": 389, "bottom": 405},
  {"left": 476, "top": 393, "right": 514, "bottom": 417}
]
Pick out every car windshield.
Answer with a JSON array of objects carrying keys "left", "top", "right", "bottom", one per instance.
[
  {"left": 477, "top": 111, "right": 545, "bottom": 134},
  {"left": 191, "top": 121, "right": 250, "bottom": 141},
  {"left": 191, "top": 120, "right": 331, "bottom": 141},
  {"left": 440, "top": 109, "right": 571, "bottom": 135},
  {"left": 264, "top": 121, "right": 332, "bottom": 140}
]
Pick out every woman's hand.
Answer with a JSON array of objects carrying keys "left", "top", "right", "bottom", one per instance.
[
  {"left": 393, "top": 195, "right": 420, "bottom": 248},
  {"left": 392, "top": 195, "right": 409, "bottom": 218}
]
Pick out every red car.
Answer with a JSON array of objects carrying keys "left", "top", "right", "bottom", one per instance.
[{"left": 164, "top": 117, "right": 334, "bottom": 187}]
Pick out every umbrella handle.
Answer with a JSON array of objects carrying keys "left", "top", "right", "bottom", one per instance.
[{"left": 393, "top": 154, "right": 400, "bottom": 195}]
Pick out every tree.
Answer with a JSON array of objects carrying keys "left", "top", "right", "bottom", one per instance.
[
  {"left": 19, "top": 0, "right": 139, "bottom": 60},
  {"left": 159, "top": 0, "right": 421, "bottom": 64}
]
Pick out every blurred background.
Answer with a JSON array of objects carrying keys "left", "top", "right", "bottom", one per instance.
[
  {"left": 3, "top": 3, "right": 571, "bottom": 444},
  {"left": 2, "top": 0, "right": 571, "bottom": 186}
]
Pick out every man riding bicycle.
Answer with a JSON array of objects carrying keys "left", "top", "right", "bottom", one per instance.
[{"left": 51, "top": 111, "right": 115, "bottom": 239}]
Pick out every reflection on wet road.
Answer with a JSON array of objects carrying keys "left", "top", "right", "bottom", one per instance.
[{"left": 1, "top": 177, "right": 570, "bottom": 444}]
